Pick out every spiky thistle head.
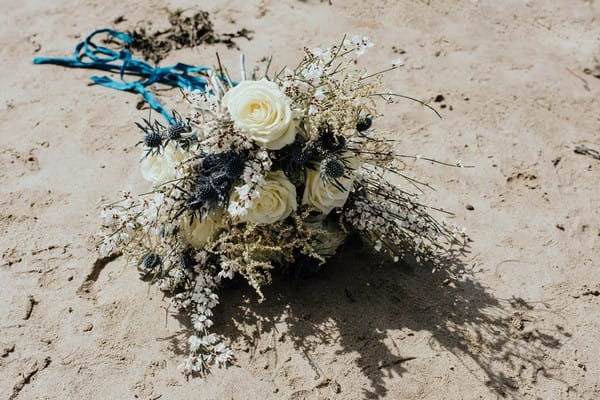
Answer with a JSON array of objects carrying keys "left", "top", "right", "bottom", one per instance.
[
  {"left": 321, "top": 157, "right": 345, "bottom": 179},
  {"left": 319, "top": 153, "right": 357, "bottom": 192},
  {"left": 137, "top": 252, "right": 162, "bottom": 281},
  {"left": 201, "top": 151, "right": 247, "bottom": 180},
  {"left": 317, "top": 124, "right": 347, "bottom": 153},
  {"left": 144, "top": 131, "right": 163, "bottom": 148},
  {"left": 356, "top": 115, "right": 372, "bottom": 132},
  {"left": 167, "top": 121, "right": 191, "bottom": 140},
  {"left": 275, "top": 139, "right": 320, "bottom": 177},
  {"left": 224, "top": 156, "right": 246, "bottom": 178},
  {"left": 143, "top": 253, "right": 161, "bottom": 269},
  {"left": 180, "top": 248, "right": 196, "bottom": 271},
  {"left": 136, "top": 119, "right": 165, "bottom": 157},
  {"left": 186, "top": 182, "right": 217, "bottom": 211},
  {"left": 210, "top": 172, "right": 233, "bottom": 201},
  {"left": 166, "top": 110, "right": 191, "bottom": 140}
]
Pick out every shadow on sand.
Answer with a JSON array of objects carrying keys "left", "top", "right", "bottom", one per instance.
[{"left": 162, "top": 244, "right": 567, "bottom": 398}]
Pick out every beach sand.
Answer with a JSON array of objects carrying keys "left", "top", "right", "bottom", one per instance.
[{"left": 1, "top": 0, "right": 599, "bottom": 398}]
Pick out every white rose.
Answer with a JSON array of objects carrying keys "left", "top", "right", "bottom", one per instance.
[
  {"left": 180, "top": 211, "right": 222, "bottom": 248},
  {"left": 302, "top": 156, "right": 359, "bottom": 214},
  {"left": 230, "top": 171, "right": 297, "bottom": 224},
  {"left": 222, "top": 79, "right": 296, "bottom": 150},
  {"left": 140, "top": 143, "right": 186, "bottom": 186}
]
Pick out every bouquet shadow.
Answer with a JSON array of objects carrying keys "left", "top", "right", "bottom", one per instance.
[{"left": 165, "top": 245, "right": 566, "bottom": 399}]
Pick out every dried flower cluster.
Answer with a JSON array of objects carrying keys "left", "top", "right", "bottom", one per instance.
[{"left": 97, "top": 35, "right": 468, "bottom": 376}]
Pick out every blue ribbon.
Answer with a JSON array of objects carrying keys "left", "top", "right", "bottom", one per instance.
[{"left": 33, "top": 29, "right": 212, "bottom": 123}]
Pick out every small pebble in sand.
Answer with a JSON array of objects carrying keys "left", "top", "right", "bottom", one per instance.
[
  {"left": 1, "top": 343, "right": 15, "bottom": 357},
  {"left": 466, "top": 204, "right": 474, "bottom": 211}
]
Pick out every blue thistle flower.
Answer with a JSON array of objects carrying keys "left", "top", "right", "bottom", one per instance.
[
  {"left": 136, "top": 118, "right": 165, "bottom": 158},
  {"left": 356, "top": 116, "right": 372, "bottom": 132},
  {"left": 138, "top": 252, "right": 162, "bottom": 281},
  {"left": 322, "top": 158, "right": 345, "bottom": 179},
  {"left": 167, "top": 110, "right": 192, "bottom": 140}
]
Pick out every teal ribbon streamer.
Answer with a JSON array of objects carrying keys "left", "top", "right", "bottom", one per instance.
[{"left": 33, "top": 29, "right": 211, "bottom": 123}]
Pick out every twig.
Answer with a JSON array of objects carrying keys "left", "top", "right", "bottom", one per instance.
[
  {"left": 263, "top": 56, "right": 273, "bottom": 79},
  {"left": 371, "top": 92, "right": 442, "bottom": 119},
  {"left": 565, "top": 68, "right": 590, "bottom": 91},
  {"left": 359, "top": 65, "right": 398, "bottom": 81},
  {"left": 23, "top": 296, "right": 38, "bottom": 320},
  {"left": 10, "top": 357, "right": 52, "bottom": 400},
  {"left": 574, "top": 144, "right": 600, "bottom": 160},
  {"left": 239, "top": 53, "right": 246, "bottom": 81},
  {"left": 397, "top": 154, "right": 474, "bottom": 168},
  {"left": 377, "top": 356, "right": 416, "bottom": 369}
]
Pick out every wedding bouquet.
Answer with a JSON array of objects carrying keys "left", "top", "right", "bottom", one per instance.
[{"left": 97, "top": 35, "right": 467, "bottom": 376}]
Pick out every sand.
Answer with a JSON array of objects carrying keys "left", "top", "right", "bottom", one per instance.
[{"left": 1, "top": 0, "right": 599, "bottom": 399}]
